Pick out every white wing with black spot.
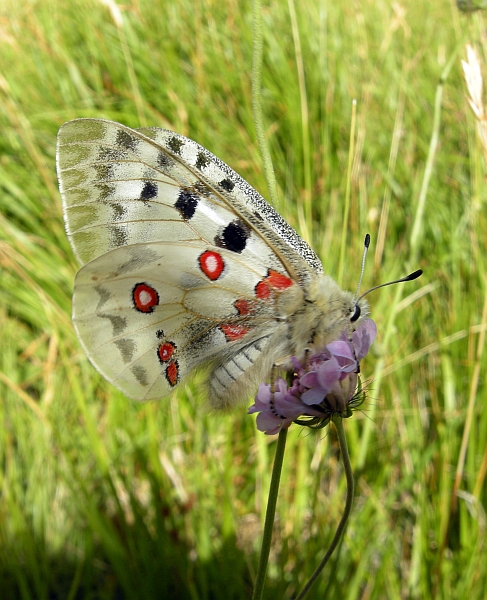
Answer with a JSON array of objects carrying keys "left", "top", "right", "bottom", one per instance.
[{"left": 57, "top": 119, "right": 322, "bottom": 283}]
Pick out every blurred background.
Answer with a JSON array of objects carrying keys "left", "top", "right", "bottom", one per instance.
[{"left": 0, "top": 0, "right": 486, "bottom": 598}]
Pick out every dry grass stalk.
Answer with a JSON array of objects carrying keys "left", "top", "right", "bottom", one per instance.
[{"left": 462, "top": 44, "right": 487, "bottom": 166}]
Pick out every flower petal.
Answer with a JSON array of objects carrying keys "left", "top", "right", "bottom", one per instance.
[
  {"left": 256, "top": 411, "right": 285, "bottom": 433},
  {"left": 353, "top": 319, "right": 377, "bottom": 360},
  {"left": 301, "top": 387, "right": 326, "bottom": 405},
  {"left": 299, "top": 371, "right": 319, "bottom": 388},
  {"left": 250, "top": 318, "right": 376, "bottom": 434},
  {"left": 274, "top": 395, "right": 309, "bottom": 418},
  {"left": 248, "top": 383, "right": 271, "bottom": 413},
  {"left": 316, "top": 357, "right": 341, "bottom": 390},
  {"left": 327, "top": 340, "right": 354, "bottom": 360}
]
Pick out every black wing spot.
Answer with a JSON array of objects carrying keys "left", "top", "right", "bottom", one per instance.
[
  {"left": 95, "top": 183, "right": 116, "bottom": 201},
  {"left": 195, "top": 151, "right": 210, "bottom": 169},
  {"left": 110, "top": 225, "right": 128, "bottom": 248},
  {"left": 99, "top": 313, "right": 127, "bottom": 336},
  {"left": 141, "top": 181, "right": 158, "bottom": 200},
  {"left": 98, "top": 145, "right": 126, "bottom": 162},
  {"left": 132, "top": 365, "right": 149, "bottom": 386},
  {"left": 93, "top": 163, "right": 114, "bottom": 181},
  {"left": 215, "top": 219, "right": 250, "bottom": 253},
  {"left": 111, "top": 203, "right": 126, "bottom": 221},
  {"left": 157, "top": 152, "right": 173, "bottom": 170},
  {"left": 175, "top": 189, "right": 198, "bottom": 220},
  {"left": 168, "top": 136, "right": 183, "bottom": 154},
  {"left": 116, "top": 129, "right": 138, "bottom": 151},
  {"left": 114, "top": 338, "right": 135, "bottom": 363},
  {"left": 156, "top": 329, "right": 165, "bottom": 339},
  {"left": 219, "top": 178, "right": 235, "bottom": 192}
]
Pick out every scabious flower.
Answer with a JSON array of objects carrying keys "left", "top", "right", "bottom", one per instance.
[{"left": 248, "top": 319, "right": 377, "bottom": 435}]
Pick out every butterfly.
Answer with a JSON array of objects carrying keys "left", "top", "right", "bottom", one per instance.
[{"left": 57, "top": 119, "right": 368, "bottom": 409}]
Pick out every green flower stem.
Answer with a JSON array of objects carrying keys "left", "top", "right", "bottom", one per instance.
[
  {"left": 252, "top": 428, "right": 288, "bottom": 600},
  {"left": 294, "top": 417, "right": 355, "bottom": 600},
  {"left": 250, "top": 3, "right": 289, "bottom": 597}
]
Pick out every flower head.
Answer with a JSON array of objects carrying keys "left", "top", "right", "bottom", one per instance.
[{"left": 248, "top": 319, "right": 377, "bottom": 435}]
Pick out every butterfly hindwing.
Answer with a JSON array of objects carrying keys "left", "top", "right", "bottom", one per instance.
[{"left": 73, "top": 240, "right": 299, "bottom": 402}]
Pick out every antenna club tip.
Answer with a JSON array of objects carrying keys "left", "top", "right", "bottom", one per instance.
[
  {"left": 408, "top": 269, "right": 423, "bottom": 281},
  {"left": 364, "top": 233, "right": 370, "bottom": 248}
]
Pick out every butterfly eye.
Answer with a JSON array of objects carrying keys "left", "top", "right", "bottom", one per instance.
[{"left": 350, "top": 304, "right": 361, "bottom": 322}]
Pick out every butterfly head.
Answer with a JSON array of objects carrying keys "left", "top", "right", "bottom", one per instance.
[{"left": 299, "top": 275, "right": 370, "bottom": 354}]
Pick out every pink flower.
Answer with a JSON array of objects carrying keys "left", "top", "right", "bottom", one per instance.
[
  {"left": 248, "top": 319, "right": 377, "bottom": 435},
  {"left": 249, "top": 378, "right": 323, "bottom": 435}
]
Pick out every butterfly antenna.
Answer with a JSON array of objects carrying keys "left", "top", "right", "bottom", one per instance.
[
  {"left": 354, "top": 233, "right": 371, "bottom": 302},
  {"left": 358, "top": 269, "right": 423, "bottom": 302}
]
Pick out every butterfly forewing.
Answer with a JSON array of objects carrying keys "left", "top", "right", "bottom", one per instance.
[
  {"left": 57, "top": 119, "right": 321, "bottom": 280},
  {"left": 137, "top": 125, "right": 323, "bottom": 281}
]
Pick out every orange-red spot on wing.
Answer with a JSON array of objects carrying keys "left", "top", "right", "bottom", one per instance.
[
  {"left": 255, "top": 270, "right": 293, "bottom": 300},
  {"left": 199, "top": 250, "right": 225, "bottom": 281},
  {"left": 234, "top": 298, "right": 257, "bottom": 316},
  {"left": 166, "top": 361, "right": 179, "bottom": 386},
  {"left": 266, "top": 270, "right": 293, "bottom": 290},
  {"left": 221, "top": 324, "right": 251, "bottom": 341},
  {"left": 255, "top": 280, "right": 271, "bottom": 300},
  {"left": 133, "top": 283, "right": 159, "bottom": 313},
  {"left": 158, "top": 342, "right": 175, "bottom": 363}
]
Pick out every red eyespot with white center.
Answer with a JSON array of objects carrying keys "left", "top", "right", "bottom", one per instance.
[
  {"left": 133, "top": 283, "right": 159, "bottom": 313},
  {"left": 158, "top": 341, "right": 176, "bottom": 363},
  {"left": 199, "top": 250, "right": 225, "bottom": 281},
  {"left": 255, "top": 270, "right": 293, "bottom": 300}
]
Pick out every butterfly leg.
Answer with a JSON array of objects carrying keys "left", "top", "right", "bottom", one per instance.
[
  {"left": 269, "top": 364, "right": 286, "bottom": 420},
  {"left": 342, "top": 322, "right": 362, "bottom": 374}
]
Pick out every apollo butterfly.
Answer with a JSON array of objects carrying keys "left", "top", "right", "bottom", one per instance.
[{"left": 56, "top": 119, "right": 370, "bottom": 409}]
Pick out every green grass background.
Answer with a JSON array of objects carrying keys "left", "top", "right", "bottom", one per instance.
[{"left": 1, "top": 0, "right": 486, "bottom": 598}]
